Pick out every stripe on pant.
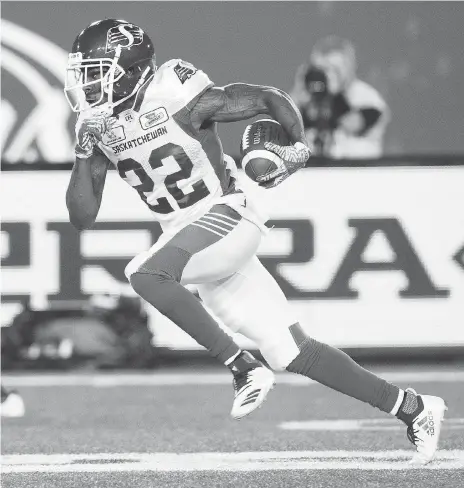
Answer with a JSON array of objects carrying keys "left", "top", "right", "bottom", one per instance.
[
  {"left": 200, "top": 215, "right": 236, "bottom": 230},
  {"left": 206, "top": 212, "right": 241, "bottom": 225},
  {"left": 190, "top": 221, "right": 228, "bottom": 237},
  {"left": 191, "top": 210, "right": 241, "bottom": 237}
]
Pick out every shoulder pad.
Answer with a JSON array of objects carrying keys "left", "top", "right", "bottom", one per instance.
[{"left": 156, "top": 59, "right": 214, "bottom": 110}]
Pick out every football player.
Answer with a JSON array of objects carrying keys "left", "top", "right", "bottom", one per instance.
[{"left": 65, "top": 19, "right": 446, "bottom": 464}]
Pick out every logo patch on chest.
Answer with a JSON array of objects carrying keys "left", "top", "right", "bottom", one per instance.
[
  {"left": 124, "top": 111, "right": 135, "bottom": 123},
  {"left": 101, "top": 125, "right": 126, "bottom": 146},
  {"left": 139, "top": 107, "right": 169, "bottom": 130}
]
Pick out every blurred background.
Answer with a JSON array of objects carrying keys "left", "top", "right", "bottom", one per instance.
[
  {"left": 1, "top": 1, "right": 463, "bottom": 376},
  {"left": 2, "top": 1, "right": 464, "bottom": 160}
]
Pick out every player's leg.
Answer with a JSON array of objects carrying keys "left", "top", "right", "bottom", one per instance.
[
  {"left": 198, "top": 256, "right": 301, "bottom": 371},
  {"left": 126, "top": 204, "right": 275, "bottom": 418},
  {"left": 198, "top": 256, "right": 447, "bottom": 463},
  {"left": 126, "top": 205, "right": 254, "bottom": 365},
  {"left": 285, "top": 331, "right": 447, "bottom": 465}
]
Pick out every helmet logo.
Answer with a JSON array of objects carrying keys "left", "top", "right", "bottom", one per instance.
[{"left": 106, "top": 24, "right": 143, "bottom": 53}]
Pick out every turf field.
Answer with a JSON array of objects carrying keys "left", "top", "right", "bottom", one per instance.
[{"left": 2, "top": 366, "right": 464, "bottom": 487}]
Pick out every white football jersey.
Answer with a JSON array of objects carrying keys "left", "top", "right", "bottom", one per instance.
[{"left": 75, "top": 59, "right": 242, "bottom": 231}]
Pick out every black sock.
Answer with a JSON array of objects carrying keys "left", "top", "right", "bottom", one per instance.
[
  {"left": 396, "top": 390, "right": 422, "bottom": 425},
  {"left": 228, "top": 351, "right": 261, "bottom": 375},
  {"left": 286, "top": 337, "right": 401, "bottom": 414}
]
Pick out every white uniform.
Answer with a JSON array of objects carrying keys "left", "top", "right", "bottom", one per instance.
[
  {"left": 75, "top": 60, "right": 301, "bottom": 370},
  {"left": 77, "top": 60, "right": 257, "bottom": 230}
]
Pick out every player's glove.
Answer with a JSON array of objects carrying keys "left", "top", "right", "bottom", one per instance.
[
  {"left": 256, "top": 142, "right": 311, "bottom": 189},
  {"left": 75, "top": 112, "right": 116, "bottom": 159}
]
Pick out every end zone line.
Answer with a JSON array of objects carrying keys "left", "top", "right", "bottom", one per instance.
[
  {"left": 2, "top": 450, "right": 464, "bottom": 473},
  {"left": 2, "top": 370, "right": 464, "bottom": 387}
]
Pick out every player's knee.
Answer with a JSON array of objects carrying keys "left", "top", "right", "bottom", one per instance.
[
  {"left": 264, "top": 352, "right": 297, "bottom": 371},
  {"left": 129, "top": 270, "right": 167, "bottom": 296},
  {"left": 129, "top": 270, "right": 179, "bottom": 319},
  {"left": 126, "top": 246, "right": 191, "bottom": 283},
  {"left": 259, "top": 322, "right": 310, "bottom": 371},
  {"left": 260, "top": 339, "right": 301, "bottom": 371},
  {"left": 285, "top": 337, "right": 324, "bottom": 375},
  {"left": 267, "top": 356, "right": 293, "bottom": 372},
  {"left": 125, "top": 253, "right": 148, "bottom": 281}
]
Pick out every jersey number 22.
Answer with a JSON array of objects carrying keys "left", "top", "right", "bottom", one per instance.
[{"left": 118, "top": 143, "right": 210, "bottom": 214}]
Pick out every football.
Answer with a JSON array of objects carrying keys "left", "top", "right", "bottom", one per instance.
[{"left": 240, "top": 119, "right": 290, "bottom": 182}]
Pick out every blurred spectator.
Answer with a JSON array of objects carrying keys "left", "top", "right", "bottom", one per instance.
[
  {"left": 1, "top": 295, "right": 158, "bottom": 370},
  {"left": 87, "top": 293, "right": 157, "bottom": 369},
  {"left": 291, "top": 36, "right": 390, "bottom": 159},
  {"left": 1, "top": 301, "right": 35, "bottom": 369}
]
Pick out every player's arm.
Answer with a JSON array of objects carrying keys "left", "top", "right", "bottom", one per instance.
[
  {"left": 190, "top": 83, "right": 308, "bottom": 145},
  {"left": 66, "top": 113, "right": 114, "bottom": 230},
  {"left": 190, "top": 84, "right": 311, "bottom": 187},
  {"left": 66, "top": 151, "right": 110, "bottom": 230}
]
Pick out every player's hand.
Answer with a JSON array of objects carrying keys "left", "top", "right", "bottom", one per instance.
[
  {"left": 75, "top": 112, "right": 116, "bottom": 159},
  {"left": 256, "top": 142, "right": 311, "bottom": 188},
  {"left": 257, "top": 173, "right": 289, "bottom": 189}
]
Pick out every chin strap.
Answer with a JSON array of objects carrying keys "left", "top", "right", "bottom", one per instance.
[
  {"left": 134, "top": 66, "right": 152, "bottom": 95},
  {"left": 108, "top": 65, "right": 154, "bottom": 112},
  {"left": 102, "top": 45, "right": 155, "bottom": 112}
]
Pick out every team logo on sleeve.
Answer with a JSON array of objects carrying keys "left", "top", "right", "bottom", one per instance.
[
  {"left": 106, "top": 24, "right": 143, "bottom": 53},
  {"left": 174, "top": 61, "right": 197, "bottom": 84}
]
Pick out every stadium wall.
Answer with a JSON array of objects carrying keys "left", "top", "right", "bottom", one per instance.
[{"left": 2, "top": 160, "right": 463, "bottom": 357}]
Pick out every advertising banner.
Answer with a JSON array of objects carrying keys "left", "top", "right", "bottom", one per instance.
[{"left": 1, "top": 167, "right": 463, "bottom": 348}]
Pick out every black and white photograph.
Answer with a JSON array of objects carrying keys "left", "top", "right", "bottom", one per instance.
[{"left": 1, "top": 1, "right": 463, "bottom": 486}]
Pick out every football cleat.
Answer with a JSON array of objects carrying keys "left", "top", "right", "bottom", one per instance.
[
  {"left": 0, "top": 391, "right": 25, "bottom": 418},
  {"left": 231, "top": 364, "right": 275, "bottom": 420},
  {"left": 405, "top": 388, "right": 447, "bottom": 465}
]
